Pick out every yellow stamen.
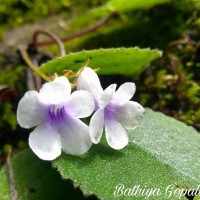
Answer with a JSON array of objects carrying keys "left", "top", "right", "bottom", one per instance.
[
  {"left": 71, "top": 83, "right": 76, "bottom": 89},
  {"left": 79, "top": 59, "right": 100, "bottom": 75},
  {"left": 63, "top": 70, "right": 78, "bottom": 79},
  {"left": 50, "top": 73, "right": 59, "bottom": 81},
  {"left": 83, "top": 59, "right": 90, "bottom": 67},
  {"left": 93, "top": 67, "right": 100, "bottom": 72},
  {"left": 72, "top": 60, "right": 101, "bottom": 89}
]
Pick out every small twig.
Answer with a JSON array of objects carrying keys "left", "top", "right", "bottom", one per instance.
[
  {"left": 7, "top": 150, "right": 18, "bottom": 200},
  {"left": 31, "top": 30, "right": 66, "bottom": 56},
  {"left": 31, "top": 13, "right": 114, "bottom": 47},
  {"left": 19, "top": 47, "right": 51, "bottom": 82},
  {"left": 168, "top": 39, "right": 195, "bottom": 47},
  {"left": 26, "top": 68, "right": 35, "bottom": 90},
  {"left": 32, "top": 59, "right": 42, "bottom": 91}
]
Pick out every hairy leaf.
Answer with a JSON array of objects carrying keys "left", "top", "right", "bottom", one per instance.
[
  {"left": 40, "top": 48, "right": 162, "bottom": 76},
  {"left": 53, "top": 108, "right": 200, "bottom": 200}
]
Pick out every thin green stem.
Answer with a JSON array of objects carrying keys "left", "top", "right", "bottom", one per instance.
[{"left": 19, "top": 47, "right": 51, "bottom": 82}]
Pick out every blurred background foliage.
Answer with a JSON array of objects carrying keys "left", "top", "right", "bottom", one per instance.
[{"left": 0, "top": 0, "right": 200, "bottom": 165}]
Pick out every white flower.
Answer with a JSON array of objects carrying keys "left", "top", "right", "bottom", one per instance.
[
  {"left": 17, "top": 76, "right": 95, "bottom": 160},
  {"left": 77, "top": 67, "right": 145, "bottom": 150}
]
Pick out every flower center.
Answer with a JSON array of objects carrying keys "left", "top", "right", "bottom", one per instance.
[
  {"left": 48, "top": 104, "right": 66, "bottom": 123},
  {"left": 104, "top": 103, "right": 116, "bottom": 120}
]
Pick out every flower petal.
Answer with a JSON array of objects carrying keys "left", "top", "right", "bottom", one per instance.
[
  {"left": 59, "top": 116, "right": 92, "bottom": 155},
  {"left": 105, "top": 118, "right": 128, "bottom": 150},
  {"left": 40, "top": 76, "right": 71, "bottom": 104},
  {"left": 113, "top": 101, "right": 145, "bottom": 129},
  {"left": 17, "top": 91, "right": 46, "bottom": 129},
  {"left": 29, "top": 123, "right": 61, "bottom": 160},
  {"left": 65, "top": 90, "right": 95, "bottom": 118},
  {"left": 89, "top": 109, "right": 104, "bottom": 144},
  {"left": 99, "top": 84, "right": 116, "bottom": 108},
  {"left": 77, "top": 67, "right": 103, "bottom": 103},
  {"left": 112, "top": 82, "right": 136, "bottom": 105}
]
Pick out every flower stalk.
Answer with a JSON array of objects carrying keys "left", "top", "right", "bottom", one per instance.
[{"left": 19, "top": 47, "right": 51, "bottom": 82}]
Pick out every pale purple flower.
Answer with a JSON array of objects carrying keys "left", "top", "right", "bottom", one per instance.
[
  {"left": 77, "top": 67, "right": 145, "bottom": 150},
  {"left": 17, "top": 76, "right": 95, "bottom": 160}
]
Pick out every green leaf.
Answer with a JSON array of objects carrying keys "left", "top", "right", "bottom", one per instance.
[
  {"left": 91, "top": 0, "right": 170, "bottom": 16},
  {"left": 0, "top": 150, "right": 88, "bottom": 200},
  {"left": 53, "top": 108, "right": 200, "bottom": 200},
  {"left": 40, "top": 48, "right": 162, "bottom": 76}
]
